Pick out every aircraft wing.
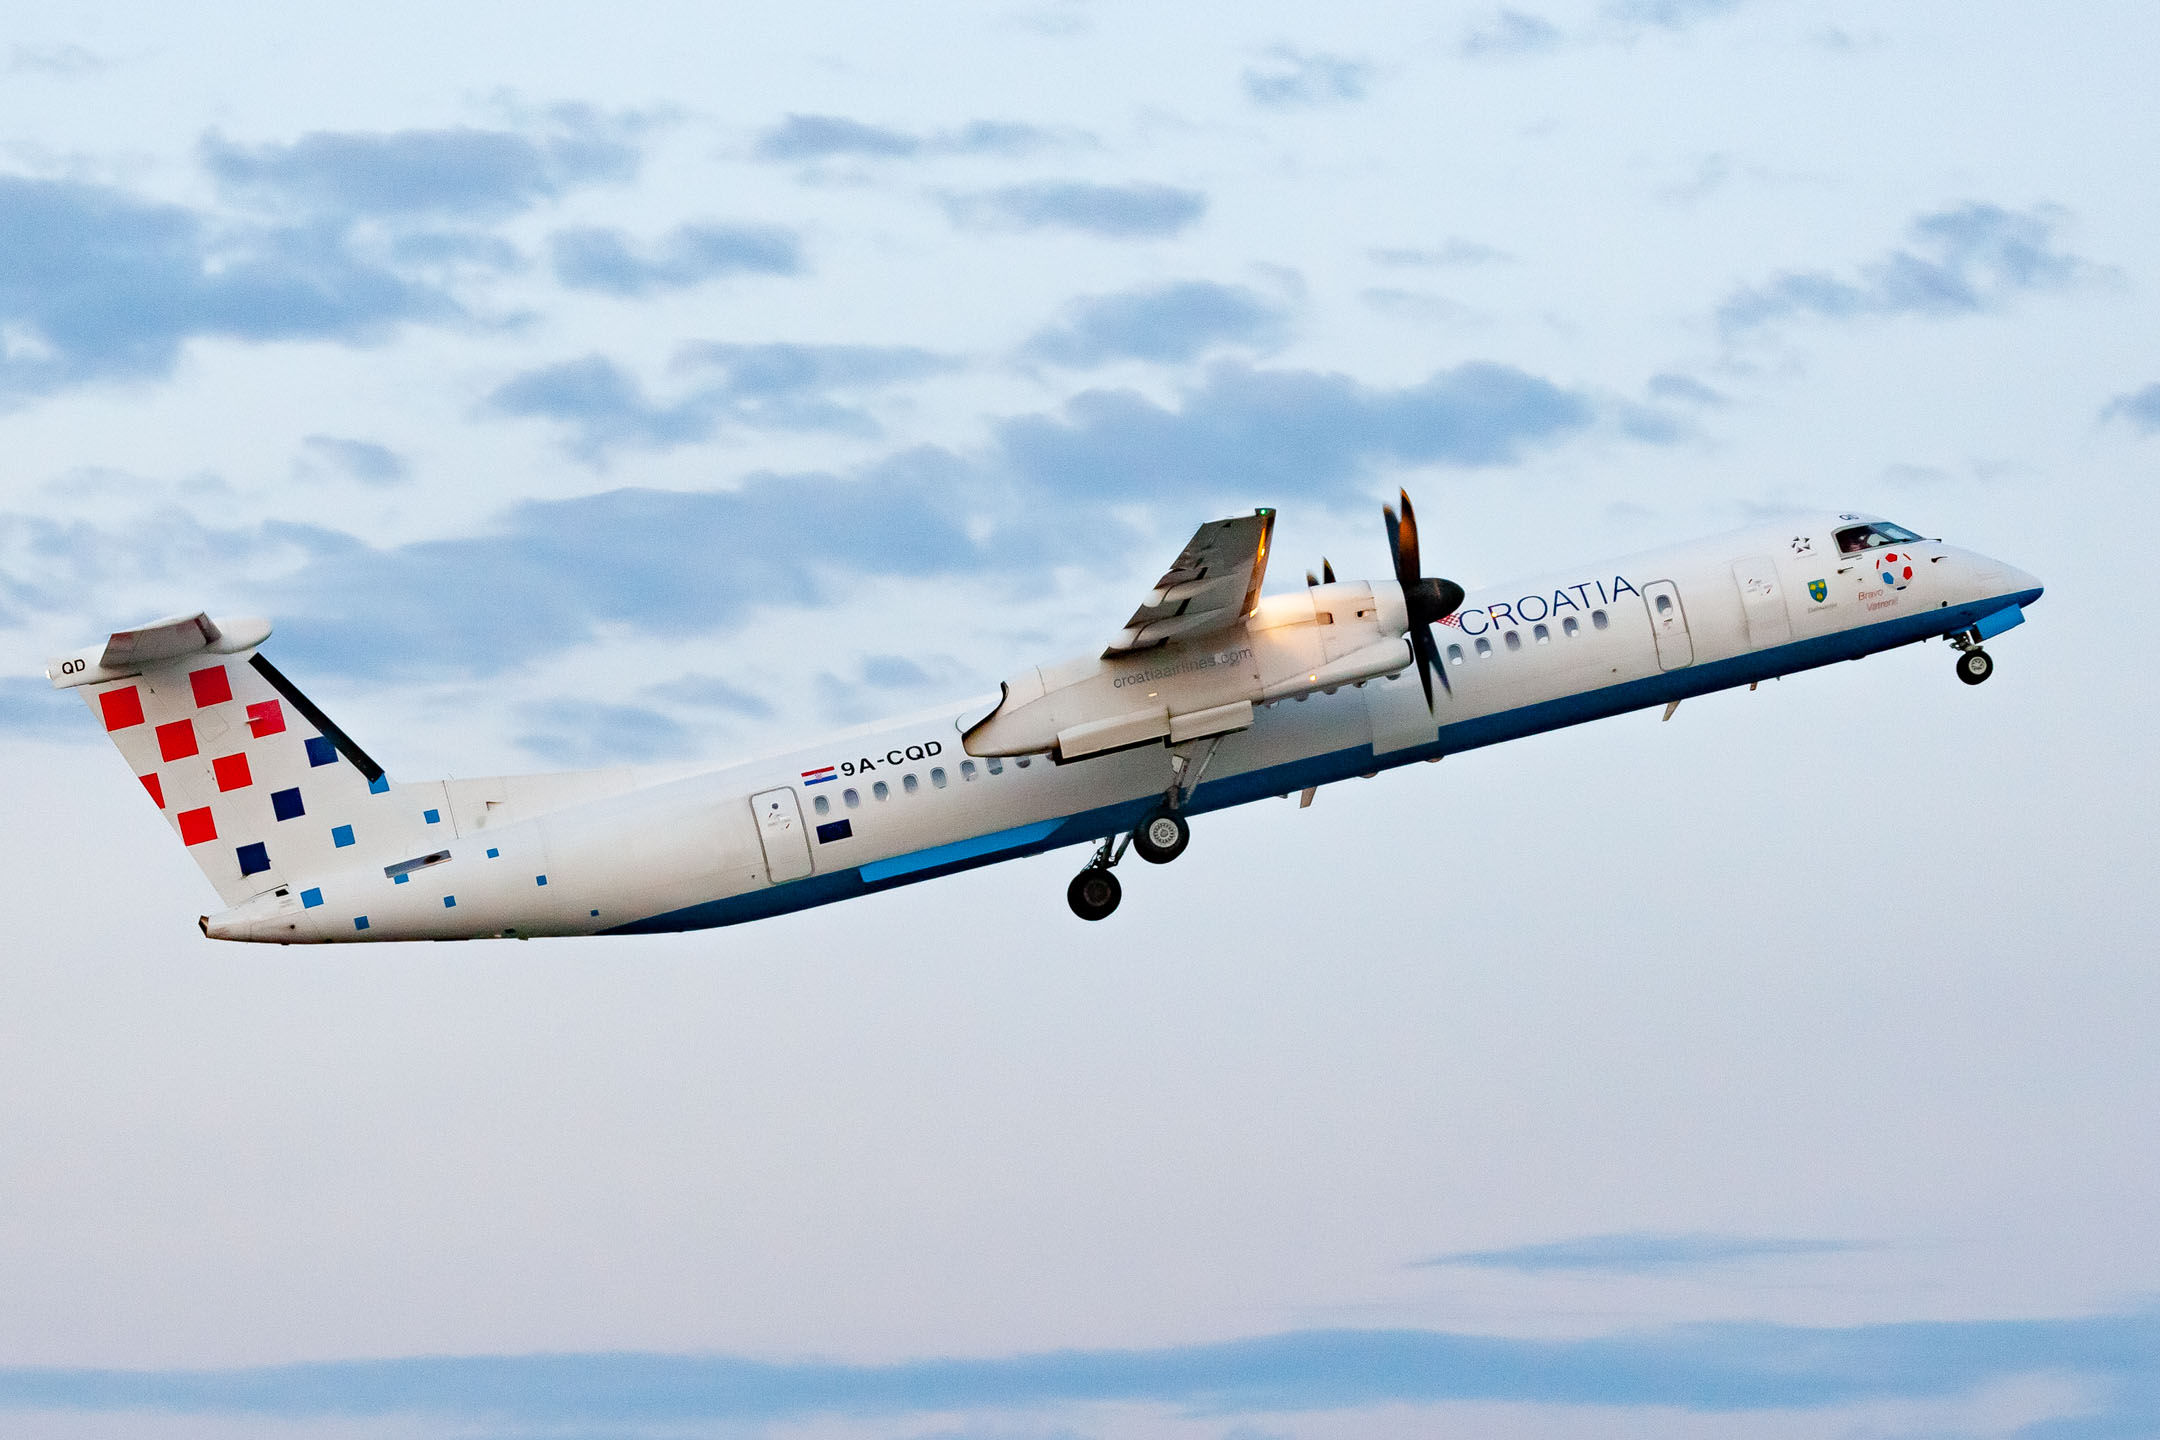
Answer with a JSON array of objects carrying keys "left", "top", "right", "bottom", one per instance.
[{"left": 1103, "top": 509, "right": 1275, "bottom": 657}]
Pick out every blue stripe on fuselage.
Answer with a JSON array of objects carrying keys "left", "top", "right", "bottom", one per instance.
[{"left": 604, "top": 587, "right": 2041, "bottom": 936}]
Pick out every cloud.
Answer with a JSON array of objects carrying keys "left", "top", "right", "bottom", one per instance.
[
  {"left": 1646, "top": 373, "right": 1726, "bottom": 407},
  {"left": 642, "top": 674, "right": 773, "bottom": 718},
  {"left": 262, "top": 459, "right": 995, "bottom": 679},
  {"left": 941, "top": 182, "right": 1206, "bottom": 239},
  {"left": 1608, "top": 0, "right": 1745, "bottom": 29},
  {"left": 816, "top": 652, "right": 981, "bottom": 723},
  {"left": 0, "top": 174, "right": 452, "bottom": 400},
  {"left": 1241, "top": 47, "right": 1374, "bottom": 108},
  {"left": 1361, "top": 288, "right": 1478, "bottom": 325},
  {"left": 201, "top": 112, "right": 640, "bottom": 221},
  {"left": 8, "top": 43, "right": 105, "bottom": 75},
  {"left": 1020, "top": 281, "right": 1289, "bottom": 367},
  {"left": 2, "top": 1310, "right": 2156, "bottom": 1427},
  {"left": 300, "top": 435, "right": 409, "bottom": 484},
  {"left": 1416, "top": 1231, "right": 1853, "bottom": 1273},
  {"left": 1369, "top": 239, "right": 1509, "bottom": 267},
  {"left": 387, "top": 229, "right": 523, "bottom": 271},
  {"left": 5, "top": 352, "right": 1609, "bottom": 687},
  {"left": 2101, "top": 383, "right": 2160, "bottom": 434},
  {"left": 0, "top": 678, "right": 84, "bottom": 739},
  {"left": 1462, "top": 10, "right": 1565, "bottom": 58},
  {"left": 549, "top": 223, "right": 802, "bottom": 296},
  {"left": 1718, "top": 203, "right": 2096, "bottom": 335},
  {"left": 485, "top": 356, "right": 712, "bottom": 455},
  {"left": 754, "top": 115, "right": 1065, "bottom": 164},
  {"left": 486, "top": 344, "right": 957, "bottom": 458},
  {"left": 514, "top": 699, "right": 694, "bottom": 766},
  {"left": 758, "top": 114, "right": 923, "bottom": 162},
  {"left": 995, "top": 360, "right": 1597, "bottom": 502}
]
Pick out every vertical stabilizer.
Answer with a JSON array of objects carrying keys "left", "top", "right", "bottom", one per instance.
[{"left": 49, "top": 615, "right": 453, "bottom": 909}]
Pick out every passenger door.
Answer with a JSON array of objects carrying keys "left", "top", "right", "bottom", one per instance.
[
  {"left": 1641, "top": 580, "right": 1694, "bottom": 669},
  {"left": 750, "top": 787, "right": 814, "bottom": 883},
  {"left": 1730, "top": 556, "right": 1794, "bottom": 649}
]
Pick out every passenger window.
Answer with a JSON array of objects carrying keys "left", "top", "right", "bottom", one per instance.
[
  {"left": 1563, "top": 616, "right": 1579, "bottom": 637},
  {"left": 1655, "top": 594, "right": 1672, "bottom": 614},
  {"left": 931, "top": 767, "right": 947, "bottom": 788},
  {"left": 873, "top": 780, "right": 889, "bottom": 801},
  {"left": 813, "top": 794, "right": 830, "bottom": 815},
  {"left": 1447, "top": 643, "right": 1464, "bottom": 665},
  {"left": 1533, "top": 623, "right": 1549, "bottom": 644},
  {"left": 1015, "top": 756, "right": 1032, "bottom": 768},
  {"left": 961, "top": 759, "right": 977, "bottom": 780},
  {"left": 987, "top": 757, "right": 1003, "bottom": 775},
  {"left": 902, "top": 773, "right": 919, "bottom": 794},
  {"left": 843, "top": 787, "right": 860, "bottom": 808},
  {"left": 1504, "top": 630, "right": 1522, "bottom": 652},
  {"left": 1592, "top": 610, "right": 1609, "bottom": 630},
  {"left": 1475, "top": 637, "right": 1493, "bottom": 657}
]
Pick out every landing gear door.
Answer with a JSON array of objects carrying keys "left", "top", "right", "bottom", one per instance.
[
  {"left": 1730, "top": 556, "right": 1794, "bottom": 649},
  {"left": 1642, "top": 580, "right": 1694, "bottom": 669},
  {"left": 750, "top": 787, "right": 814, "bottom": 883}
]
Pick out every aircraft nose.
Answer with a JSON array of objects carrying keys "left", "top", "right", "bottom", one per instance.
[{"left": 1998, "top": 560, "right": 2045, "bottom": 604}]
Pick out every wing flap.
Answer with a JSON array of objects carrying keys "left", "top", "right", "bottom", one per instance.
[{"left": 1104, "top": 509, "right": 1275, "bottom": 658}]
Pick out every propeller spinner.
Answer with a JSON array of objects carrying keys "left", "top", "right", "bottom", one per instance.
[{"left": 1382, "top": 489, "right": 1466, "bottom": 711}]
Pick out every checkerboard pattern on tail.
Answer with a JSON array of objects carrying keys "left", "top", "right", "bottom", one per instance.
[{"left": 59, "top": 617, "right": 448, "bottom": 909}]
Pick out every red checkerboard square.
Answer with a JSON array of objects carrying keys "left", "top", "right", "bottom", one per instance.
[
  {"left": 176, "top": 807, "right": 216, "bottom": 846},
  {"left": 189, "top": 665, "right": 232, "bottom": 707},
  {"left": 139, "top": 772, "right": 165, "bottom": 809},
  {"left": 213, "top": 752, "right": 252, "bottom": 792},
  {"left": 100, "top": 686, "right": 144, "bottom": 731},
  {"left": 246, "top": 699, "right": 285, "bottom": 737},
  {"left": 156, "top": 718, "right": 199, "bottom": 761}
]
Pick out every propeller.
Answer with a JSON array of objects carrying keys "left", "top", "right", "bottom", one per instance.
[
  {"left": 1304, "top": 559, "right": 1337, "bottom": 588},
  {"left": 1382, "top": 489, "right": 1467, "bottom": 711}
]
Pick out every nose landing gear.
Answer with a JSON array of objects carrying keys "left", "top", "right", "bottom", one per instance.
[{"left": 1948, "top": 628, "right": 1994, "bottom": 685}]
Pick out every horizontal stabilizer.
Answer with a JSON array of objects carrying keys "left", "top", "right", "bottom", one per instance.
[{"left": 49, "top": 613, "right": 273, "bottom": 689}]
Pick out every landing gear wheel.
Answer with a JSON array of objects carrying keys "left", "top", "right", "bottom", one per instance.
[
  {"left": 1956, "top": 648, "right": 1993, "bottom": 686},
  {"left": 1132, "top": 808, "right": 1190, "bottom": 865},
  {"left": 1067, "top": 867, "right": 1122, "bottom": 921}
]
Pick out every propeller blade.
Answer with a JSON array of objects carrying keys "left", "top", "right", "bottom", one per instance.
[
  {"left": 1410, "top": 624, "right": 1438, "bottom": 712},
  {"left": 1306, "top": 569, "right": 1319, "bottom": 588},
  {"left": 1322, "top": 558, "right": 1336, "bottom": 584},
  {"left": 1383, "top": 488, "right": 1460, "bottom": 709},
  {"left": 1395, "top": 489, "right": 1421, "bottom": 584}
]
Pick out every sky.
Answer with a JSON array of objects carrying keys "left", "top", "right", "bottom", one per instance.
[{"left": 1, "top": 0, "right": 2157, "bottom": 1436}]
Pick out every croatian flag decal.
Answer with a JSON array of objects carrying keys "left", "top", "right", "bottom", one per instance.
[{"left": 801, "top": 765, "right": 837, "bottom": 786}]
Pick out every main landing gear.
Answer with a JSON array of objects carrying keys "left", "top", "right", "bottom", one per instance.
[
  {"left": 1949, "top": 629, "right": 1994, "bottom": 686},
  {"left": 1064, "top": 739, "right": 1214, "bottom": 919},
  {"left": 1132, "top": 807, "right": 1190, "bottom": 864}
]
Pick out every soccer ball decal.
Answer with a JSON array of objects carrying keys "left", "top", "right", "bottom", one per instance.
[{"left": 1878, "top": 552, "right": 1914, "bottom": 590}]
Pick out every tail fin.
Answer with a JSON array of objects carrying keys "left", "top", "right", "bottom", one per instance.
[{"left": 49, "top": 613, "right": 451, "bottom": 908}]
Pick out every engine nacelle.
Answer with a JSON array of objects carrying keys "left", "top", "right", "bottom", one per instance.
[{"left": 964, "top": 581, "right": 1411, "bottom": 760}]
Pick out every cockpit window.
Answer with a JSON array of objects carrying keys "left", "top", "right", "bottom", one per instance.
[{"left": 1836, "top": 521, "right": 1924, "bottom": 555}]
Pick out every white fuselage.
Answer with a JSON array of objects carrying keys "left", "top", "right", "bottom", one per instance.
[{"left": 203, "top": 513, "right": 2042, "bottom": 942}]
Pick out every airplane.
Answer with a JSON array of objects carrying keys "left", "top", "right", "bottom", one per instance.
[{"left": 46, "top": 496, "right": 2041, "bottom": 939}]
